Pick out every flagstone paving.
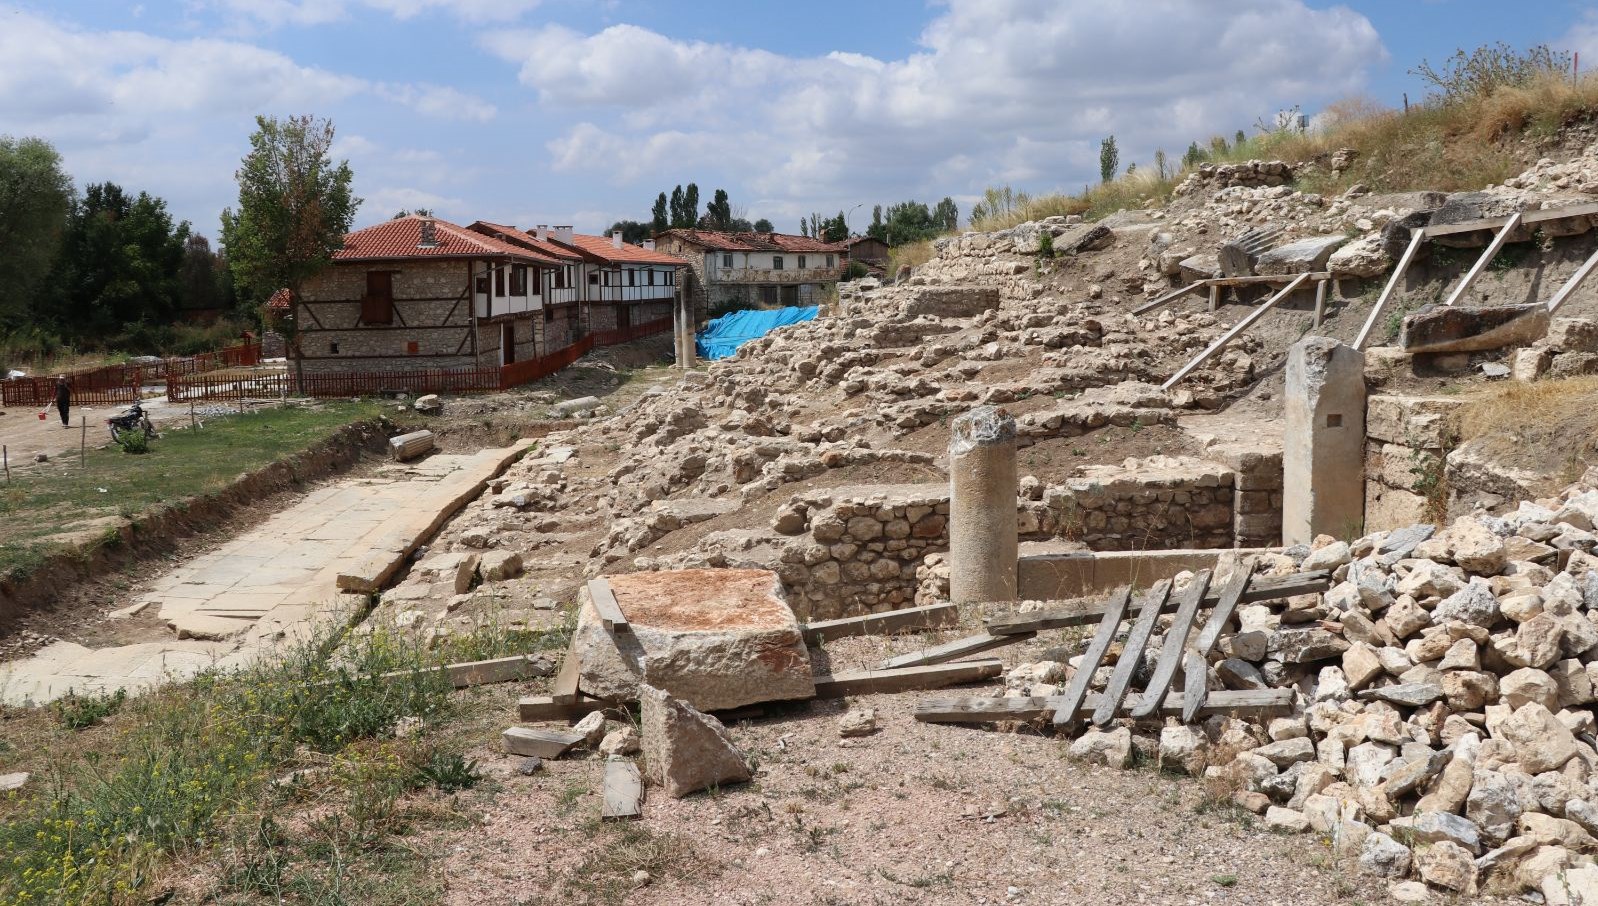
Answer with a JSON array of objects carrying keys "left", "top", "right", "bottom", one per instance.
[{"left": 0, "top": 440, "right": 534, "bottom": 705}]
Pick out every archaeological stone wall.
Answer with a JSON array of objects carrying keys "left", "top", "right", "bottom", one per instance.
[{"left": 1363, "top": 395, "right": 1464, "bottom": 533}]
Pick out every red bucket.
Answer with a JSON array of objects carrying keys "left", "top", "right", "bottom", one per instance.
[{"left": 38, "top": 411, "right": 46, "bottom": 420}]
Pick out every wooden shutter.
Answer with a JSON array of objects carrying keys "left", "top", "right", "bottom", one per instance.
[{"left": 362, "top": 271, "right": 393, "bottom": 325}]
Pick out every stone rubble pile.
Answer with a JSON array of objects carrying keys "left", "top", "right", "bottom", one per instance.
[{"left": 1040, "top": 472, "right": 1598, "bottom": 899}]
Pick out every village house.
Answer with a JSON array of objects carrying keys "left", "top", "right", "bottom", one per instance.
[
  {"left": 653, "top": 229, "right": 846, "bottom": 316},
  {"left": 290, "top": 214, "right": 571, "bottom": 374},
  {"left": 839, "top": 235, "right": 890, "bottom": 275}
]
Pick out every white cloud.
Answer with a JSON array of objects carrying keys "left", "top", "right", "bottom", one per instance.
[
  {"left": 1564, "top": 11, "right": 1598, "bottom": 66},
  {"left": 204, "top": 0, "right": 541, "bottom": 29},
  {"left": 488, "top": 0, "right": 1387, "bottom": 222},
  {"left": 375, "top": 84, "right": 498, "bottom": 122}
]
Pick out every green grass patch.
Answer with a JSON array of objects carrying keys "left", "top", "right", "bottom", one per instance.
[
  {"left": 0, "top": 401, "right": 384, "bottom": 580},
  {"left": 0, "top": 621, "right": 520, "bottom": 904}
]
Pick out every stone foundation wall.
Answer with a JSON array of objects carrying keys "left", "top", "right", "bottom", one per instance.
[
  {"left": 1363, "top": 394, "right": 1464, "bottom": 532},
  {"left": 1041, "top": 455, "right": 1236, "bottom": 551}
]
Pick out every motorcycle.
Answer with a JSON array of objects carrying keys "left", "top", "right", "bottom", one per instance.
[{"left": 108, "top": 403, "right": 156, "bottom": 443}]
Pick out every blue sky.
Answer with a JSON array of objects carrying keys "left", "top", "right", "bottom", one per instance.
[{"left": 4, "top": 1, "right": 1597, "bottom": 239}]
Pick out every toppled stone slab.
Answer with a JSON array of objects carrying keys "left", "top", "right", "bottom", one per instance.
[
  {"left": 1400, "top": 303, "right": 1551, "bottom": 355},
  {"left": 1255, "top": 235, "right": 1348, "bottom": 275},
  {"left": 574, "top": 568, "right": 815, "bottom": 711},
  {"left": 639, "top": 683, "right": 752, "bottom": 798}
]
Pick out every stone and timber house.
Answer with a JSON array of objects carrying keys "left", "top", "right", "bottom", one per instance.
[
  {"left": 292, "top": 215, "right": 565, "bottom": 374},
  {"left": 654, "top": 229, "right": 846, "bottom": 319}
]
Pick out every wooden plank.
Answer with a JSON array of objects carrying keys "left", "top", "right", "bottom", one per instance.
[
  {"left": 1312, "top": 278, "right": 1329, "bottom": 327},
  {"left": 1547, "top": 246, "right": 1598, "bottom": 314},
  {"left": 985, "top": 569, "right": 1329, "bottom": 636},
  {"left": 1051, "top": 586, "right": 1130, "bottom": 727},
  {"left": 550, "top": 638, "right": 582, "bottom": 705},
  {"left": 802, "top": 602, "right": 960, "bottom": 645},
  {"left": 1162, "top": 273, "right": 1310, "bottom": 390},
  {"left": 587, "top": 578, "right": 629, "bottom": 633},
  {"left": 442, "top": 654, "right": 548, "bottom": 688},
  {"left": 517, "top": 694, "right": 610, "bottom": 722},
  {"left": 1208, "top": 282, "right": 1221, "bottom": 312},
  {"left": 1130, "top": 570, "right": 1212, "bottom": 719},
  {"left": 878, "top": 631, "right": 1035, "bottom": 671},
  {"left": 502, "top": 726, "right": 585, "bottom": 758},
  {"left": 1091, "top": 580, "right": 1170, "bottom": 727},
  {"left": 1354, "top": 230, "right": 1425, "bottom": 349},
  {"left": 602, "top": 758, "right": 643, "bottom": 821},
  {"left": 915, "top": 688, "right": 1294, "bottom": 723},
  {"left": 1207, "top": 272, "right": 1329, "bottom": 287},
  {"left": 1180, "top": 650, "right": 1210, "bottom": 725},
  {"left": 1190, "top": 559, "right": 1256, "bottom": 657},
  {"left": 1442, "top": 211, "right": 1522, "bottom": 307},
  {"left": 813, "top": 658, "right": 1003, "bottom": 698},
  {"left": 1131, "top": 280, "right": 1206, "bottom": 316},
  {"left": 1420, "top": 201, "right": 1598, "bottom": 239}
]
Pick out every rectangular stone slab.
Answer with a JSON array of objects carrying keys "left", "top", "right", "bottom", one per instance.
[{"left": 502, "top": 726, "right": 584, "bottom": 758}]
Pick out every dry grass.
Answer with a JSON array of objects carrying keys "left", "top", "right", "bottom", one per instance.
[
  {"left": 1458, "top": 375, "right": 1598, "bottom": 489},
  {"left": 888, "top": 238, "right": 939, "bottom": 275}
]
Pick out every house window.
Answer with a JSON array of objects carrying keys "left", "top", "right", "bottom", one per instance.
[
  {"left": 798, "top": 255, "right": 807, "bottom": 269},
  {"left": 362, "top": 271, "right": 394, "bottom": 325},
  {"left": 475, "top": 275, "right": 488, "bottom": 295},
  {"left": 494, "top": 266, "right": 506, "bottom": 297},
  {"left": 825, "top": 254, "right": 835, "bottom": 268},
  {"left": 722, "top": 253, "right": 733, "bottom": 268},
  {"left": 772, "top": 256, "right": 784, "bottom": 270},
  {"left": 588, "top": 271, "right": 599, "bottom": 285},
  {"left": 627, "top": 268, "right": 635, "bottom": 286},
  {"left": 648, "top": 270, "right": 656, "bottom": 286},
  {"left": 544, "top": 306, "right": 553, "bottom": 322},
  {"left": 510, "top": 265, "right": 527, "bottom": 296}
]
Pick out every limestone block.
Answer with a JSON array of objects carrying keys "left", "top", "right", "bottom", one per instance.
[
  {"left": 1283, "top": 338, "right": 1365, "bottom": 545},
  {"left": 1255, "top": 234, "right": 1349, "bottom": 275},
  {"left": 639, "top": 684, "right": 752, "bottom": 798},
  {"left": 1400, "top": 303, "right": 1551, "bottom": 355},
  {"left": 573, "top": 569, "right": 815, "bottom": 712}
]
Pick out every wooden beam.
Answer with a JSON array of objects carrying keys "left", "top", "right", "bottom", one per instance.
[
  {"left": 1206, "top": 272, "right": 1329, "bottom": 287},
  {"left": 602, "top": 758, "right": 643, "bottom": 821},
  {"left": 1442, "top": 211, "right": 1522, "bottom": 307},
  {"left": 1189, "top": 559, "right": 1256, "bottom": 658},
  {"left": 985, "top": 569, "right": 1330, "bottom": 636},
  {"left": 587, "top": 578, "right": 629, "bottom": 633},
  {"left": 1162, "top": 272, "right": 1310, "bottom": 390},
  {"left": 1130, "top": 280, "right": 1206, "bottom": 316},
  {"left": 502, "top": 726, "right": 585, "bottom": 758},
  {"left": 1092, "top": 580, "right": 1170, "bottom": 726},
  {"left": 1208, "top": 282, "right": 1221, "bottom": 312},
  {"left": 1420, "top": 201, "right": 1598, "bottom": 239},
  {"left": 915, "top": 688, "right": 1295, "bottom": 723},
  {"left": 1180, "top": 651, "right": 1210, "bottom": 726},
  {"left": 1129, "top": 571, "right": 1211, "bottom": 719},
  {"left": 802, "top": 602, "right": 960, "bottom": 645},
  {"left": 1548, "top": 246, "right": 1598, "bottom": 314},
  {"left": 877, "top": 631, "right": 1035, "bottom": 671},
  {"left": 813, "top": 658, "right": 1003, "bottom": 698},
  {"left": 517, "top": 694, "right": 611, "bottom": 722},
  {"left": 1354, "top": 230, "right": 1426, "bottom": 350},
  {"left": 311, "top": 653, "right": 553, "bottom": 690},
  {"left": 1051, "top": 586, "right": 1130, "bottom": 727},
  {"left": 550, "top": 639, "right": 582, "bottom": 705},
  {"left": 1312, "top": 278, "right": 1329, "bottom": 327}
]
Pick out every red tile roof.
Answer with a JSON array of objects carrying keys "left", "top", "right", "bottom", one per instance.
[
  {"left": 334, "top": 215, "right": 558, "bottom": 264},
  {"left": 468, "top": 221, "right": 586, "bottom": 262},
  {"left": 266, "top": 287, "right": 293, "bottom": 310},
  {"left": 657, "top": 228, "right": 845, "bottom": 253},
  {"left": 561, "top": 232, "right": 686, "bottom": 266}
]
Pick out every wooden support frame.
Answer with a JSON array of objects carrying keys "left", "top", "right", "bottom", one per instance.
[
  {"left": 878, "top": 631, "right": 1035, "bottom": 671},
  {"left": 1161, "top": 272, "right": 1310, "bottom": 390},
  {"left": 1547, "top": 246, "right": 1598, "bottom": 314},
  {"left": 802, "top": 602, "right": 960, "bottom": 645},
  {"left": 1353, "top": 230, "right": 1425, "bottom": 350},
  {"left": 1091, "top": 580, "right": 1170, "bottom": 726},
  {"left": 1442, "top": 211, "right": 1522, "bottom": 307},
  {"left": 587, "top": 578, "right": 630, "bottom": 633},
  {"left": 813, "top": 658, "right": 1004, "bottom": 698},
  {"left": 985, "top": 569, "right": 1329, "bottom": 636},
  {"left": 916, "top": 689, "right": 1295, "bottom": 724},
  {"left": 1420, "top": 201, "right": 1598, "bottom": 239},
  {"left": 1131, "top": 280, "right": 1206, "bottom": 317},
  {"left": 1051, "top": 586, "right": 1130, "bottom": 726},
  {"left": 1129, "top": 570, "right": 1211, "bottom": 719}
]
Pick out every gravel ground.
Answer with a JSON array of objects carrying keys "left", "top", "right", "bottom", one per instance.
[{"left": 433, "top": 630, "right": 1457, "bottom": 906}]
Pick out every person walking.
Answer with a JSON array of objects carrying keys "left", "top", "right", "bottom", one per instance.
[{"left": 54, "top": 375, "right": 71, "bottom": 428}]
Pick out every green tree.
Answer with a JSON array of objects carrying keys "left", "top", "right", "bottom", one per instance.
[
  {"left": 669, "top": 185, "right": 686, "bottom": 228},
  {"left": 605, "top": 220, "right": 651, "bottom": 244},
  {"left": 681, "top": 183, "right": 700, "bottom": 229},
  {"left": 705, "top": 188, "right": 732, "bottom": 229},
  {"left": 0, "top": 136, "right": 74, "bottom": 328},
  {"left": 1235, "top": 129, "right": 1247, "bottom": 149},
  {"left": 651, "top": 192, "right": 669, "bottom": 233},
  {"left": 867, "top": 205, "right": 885, "bottom": 241},
  {"left": 932, "top": 197, "right": 959, "bottom": 232},
  {"left": 178, "top": 234, "right": 226, "bottom": 314},
  {"left": 1183, "top": 141, "right": 1207, "bottom": 167},
  {"left": 1099, "top": 135, "right": 1119, "bottom": 184},
  {"left": 220, "top": 115, "right": 359, "bottom": 371},
  {"left": 753, "top": 217, "right": 773, "bottom": 233},
  {"left": 1154, "top": 149, "right": 1170, "bottom": 181}
]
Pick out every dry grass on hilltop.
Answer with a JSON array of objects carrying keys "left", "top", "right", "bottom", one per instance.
[{"left": 1458, "top": 375, "right": 1598, "bottom": 488}]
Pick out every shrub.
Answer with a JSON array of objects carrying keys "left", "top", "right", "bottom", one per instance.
[
  {"left": 50, "top": 687, "right": 127, "bottom": 729},
  {"left": 1413, "top": 42, "right": 1572, "bottom": 103},
  {"left": 116, "top": 430, "right": 151, "bottom": 455}
]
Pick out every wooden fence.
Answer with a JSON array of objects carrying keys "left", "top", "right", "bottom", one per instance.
[
  {"left": 590, "top": 316, "right": 673, "bottom": 347},
  {"left": 160, "top": 341, "right": 263, "bottom": 379},
  {"left": 1, "top": 363, "right": 143, "bottom": 407}
]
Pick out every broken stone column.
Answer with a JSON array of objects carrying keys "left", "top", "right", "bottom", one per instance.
[
  {"left": 949, "top": 406, "right": 1018, "bottom": 605},
  {"left": 1283, "top": 337, "right": 1366, "bottom": 545},
  {"left": 676, "top": 293, "right": 696, "bottom": 369}
]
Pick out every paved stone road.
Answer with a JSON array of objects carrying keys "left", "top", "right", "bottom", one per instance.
[{"left": 0, "top": 441, "right": 533, "bottom": 705}]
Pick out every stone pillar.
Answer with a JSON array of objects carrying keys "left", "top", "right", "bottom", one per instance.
[
  {"left": 949, "top": 406, "right": 1018, "bottom": 605},
  {"left": 675, "top": 293, "right": 695, "bottom": 369},
  {"left": 672, "top": 293, "right": 685, "bottom": 369},
  {"left": 1283, "top": 337, "right": 1366, "bottom": 545}
]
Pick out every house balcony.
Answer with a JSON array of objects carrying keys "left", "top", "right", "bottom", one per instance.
[
  {"left": 588, "top": 284, "right": 676, "bottom": 302},
  {"left": 710, "top": 267, "right": 846, "bottom": 285},
  {"left": 475, "top": 293, "right": 541, "bottom": 319}
]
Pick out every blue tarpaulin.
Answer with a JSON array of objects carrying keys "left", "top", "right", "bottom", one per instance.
[{"left": 695, "top": 306, "right": 819, "bottom": 360}]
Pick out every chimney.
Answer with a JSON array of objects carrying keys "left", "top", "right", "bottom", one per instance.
[
  {"left": 535, "top": 224, "right": 549, "bottom": 242},
  {"left": 642, "top": 239, "right": 655, "bottom": 251},
  {"left": 554, "top": 225, "right": 573, "bottom": 246},
  {"left": 611, "top": 231, "right": 624, "bottom": 249},
  {"left": 417, "top": 218, "right": 438, "bottom": 249}
]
